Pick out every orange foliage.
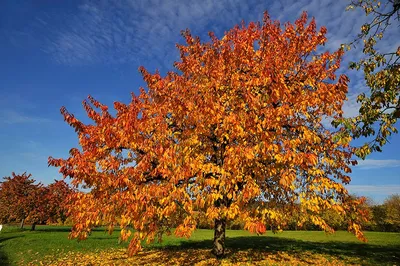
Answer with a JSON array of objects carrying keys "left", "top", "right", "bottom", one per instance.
[
  {"left": 32, "top": 248, "right": 365, "bottom": 266},
  {"left": 0, "top": 172, "right": 44, "bottom": 226},
  {"left": 46, "top": 180, "right": 75, "bottom": 224},
  {"left": 0, "top": 174, "right": 75, "bottom": 227},
  {"left": 49, "top": 11, "right": 366, "bottom": 255}
]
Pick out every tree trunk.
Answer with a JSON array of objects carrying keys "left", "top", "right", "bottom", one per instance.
[
  {"left": 212, "top": 218, "right": 226, "bottom": 258},
  {"left": 20, "top": 218, "right": 25, "bottom": 229},
  {"left": 31, "top": 223, "right": 36, "bottom": 231}
]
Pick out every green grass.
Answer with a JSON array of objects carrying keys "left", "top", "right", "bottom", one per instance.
[
  {"left": 0, "top": 225, "right": 399, "bottom": 265},
  {"left": 0, "top": 225, "right": 128, "bottom": 265}
]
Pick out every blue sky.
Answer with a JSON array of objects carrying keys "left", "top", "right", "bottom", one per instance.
[{"left": 0, "top": 0, "right": 399, "bottom": 204}]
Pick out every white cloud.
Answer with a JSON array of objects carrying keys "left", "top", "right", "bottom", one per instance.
[
  {"left": 347, "top": 185, "right": 400, "bottom": 195},
  {"left": 36, "top": 0, "right": 371, "bottom": 70},
  {"left": 0, "top": 92, "right": 37, "bottom": 109},
  {"left": 19, "top": 152, "right": 48, "bottom": 162},
  {"left": 342, "top": 92, "right": 361, "bottom": 118},
  {"left": 356, "top": 159, "right": 400, "bottom": 169},
  {"left": 0, "top": 110, "right": 52, "bottom": 124},
  {"left": 44, "top": 0, "right": 244, "bottom": 67}
]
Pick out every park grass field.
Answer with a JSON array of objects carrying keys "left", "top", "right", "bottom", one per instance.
[{"left": 0, "top": 225, "right": 399, "bottom": 265}]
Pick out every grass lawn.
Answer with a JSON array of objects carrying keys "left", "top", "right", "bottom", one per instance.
[{"left": 0, "top": 225, "right": 399, "bottom": 265}]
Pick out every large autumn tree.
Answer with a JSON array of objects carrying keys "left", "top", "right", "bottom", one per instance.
[{"left": 49, "top": 12, "right": 367, "bottom": 257}]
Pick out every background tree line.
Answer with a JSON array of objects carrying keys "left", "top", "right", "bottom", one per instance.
[
  {"left": 0, "top": 172, "right": 75, "bottom": 230},
  {"left": 287, "top": 195, "right": 400, "bottom": 232},
  {"left": 1, "top": 172, "right": 398, "bottom": 233},
  {"left": 196, "top": 194, "right": 400, "bottom": 232}
]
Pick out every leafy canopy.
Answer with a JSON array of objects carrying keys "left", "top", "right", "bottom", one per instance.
[
  {"left": 0, "top": 172, "right": 44, "bottom": 226},
  {"left": 49, "top": 12, "right": 367, "bottom": 255}
]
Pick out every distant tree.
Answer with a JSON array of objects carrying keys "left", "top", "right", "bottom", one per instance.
[
  {"left": 46, "top": 180, "right": 75, "bottom": 224},
  {"left": 50, "top": 12, "right": 367, "bottom": 257},
  {"left": 383, "top": 194, "right": 400, "bottom": 231},
  {"left": 336, "top": 0, "right": 400, "bottom": 158},
  {"left": 355, "top": 196, "right": 375, "bottom": 231},
  {"left": 0, "top": 172, "right": 41, "bottom": 229},
  {"left": 26, "top": 186, "right": 50, "bottom": 231},
  {"left": 0, "top": 174, "right": 75, "bottom": 230},
  {"left": 322, "top": 208, "right": 346, "bottom": 230}
]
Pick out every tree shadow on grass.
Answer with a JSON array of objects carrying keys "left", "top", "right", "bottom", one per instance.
[
  {"left": 0, "top": 235, "right": 22, "bottom": 266},
  {"left": 148, "top": 236, "right": 400, "bottom": 266},
  {"left": 36, "top": 227, "right": 72, "bottom": 233},
  {"left": 0, "top": 249, "right": 10, "bottom": 266},
  {"left": 35, "top": 226, "right": 117, "bottom": 233}
]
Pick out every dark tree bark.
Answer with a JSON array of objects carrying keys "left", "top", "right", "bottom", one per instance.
[
  {"left": 212, "top": 218, "right": 226, "bottom": 258},
  {"left": 31, "top": 223, "right": 36, "bottom": 231}
]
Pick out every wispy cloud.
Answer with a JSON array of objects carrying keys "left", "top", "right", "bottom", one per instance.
[
  {"left": 44, "top": 0, "right": 245, "bottom": 67},
  {"left": 342, "top": 92, "right": 361, "bottom": 118},
  {"left": 19, "top": 152, "right": 48, "bottom": 162},
  {"left": 347, "top": 185, "right": 400, "bottom": 195},
  {"left": 0, "top": 110, "right": 52, "bottom": 124},
  {"left": 0, "top": 92, "right": 37, "bottom": 109},
  {"left": 356, "top": 159, "right": 400, "bottom": 169},
  {"left": 38, "top": 0, "right": 370, "bottom": 70}
]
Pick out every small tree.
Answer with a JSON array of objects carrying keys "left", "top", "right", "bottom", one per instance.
[
  {"left": 0, "top": 172, "right": 41, "bottom": 229},
  {"left": 50, "top": 12, "right": 366, "bottom": 257}
]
